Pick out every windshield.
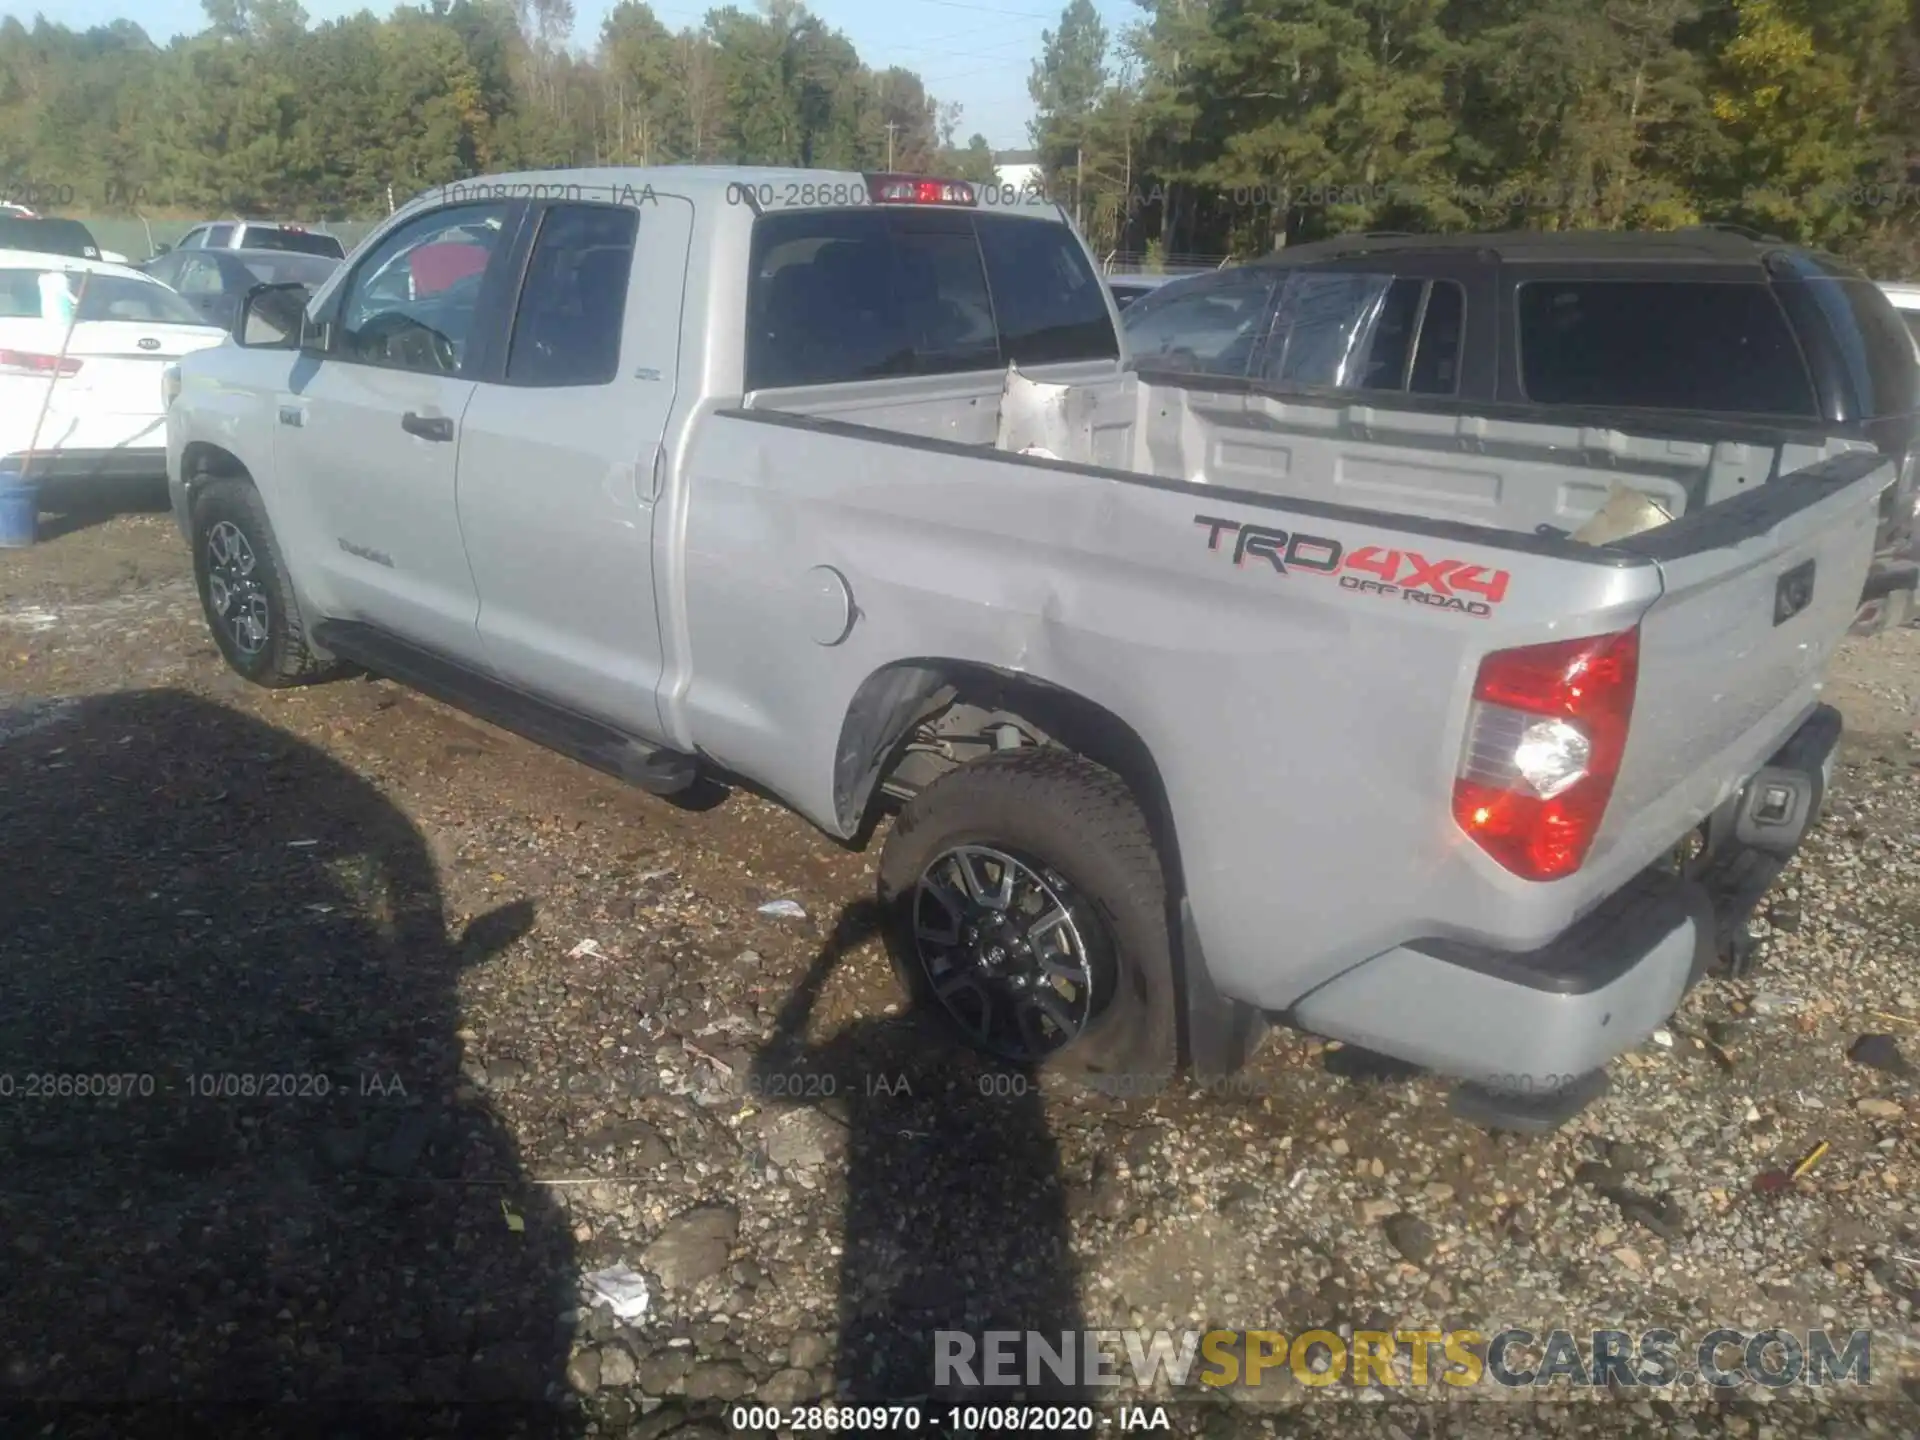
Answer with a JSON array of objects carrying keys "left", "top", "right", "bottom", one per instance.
[
  {"left": 0, "top": 269, "right": 212, "bottom": 327},
  {"left": 244, "top": 227, "right": 346, "bottom": 258}
]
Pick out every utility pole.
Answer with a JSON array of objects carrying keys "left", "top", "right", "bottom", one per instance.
[
  {"left": 885, "top": 121, "right": 899, "bottom": 171},
  {"left": 1076, "top": 143, "right": 1084, "bottom": 233}
]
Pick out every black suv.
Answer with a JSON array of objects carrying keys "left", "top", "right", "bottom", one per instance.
[
  {"left": 0, "top": 216, "right": 103, "bottom": 261},
  {"left": 1120, "top": 226, "right": 1920, "bottom": 633}
]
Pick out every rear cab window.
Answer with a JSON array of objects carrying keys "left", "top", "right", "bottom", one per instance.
[
  {"left": 744, "top": 207, "right": 1116, "bottom": 391},
  {"left": 243, "top": 226, "right": 347, "bottom": 259},
  {"left": 1514, "top": 278, "right": 1818, "bottom": 415}
]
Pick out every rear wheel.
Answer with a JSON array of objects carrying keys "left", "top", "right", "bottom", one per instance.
[
  {"left": 877, "top": 749, "right": 1176, "bottom": 1088},
  {"left": 190, "top": 479, "right": 337, "bottom": 687}
]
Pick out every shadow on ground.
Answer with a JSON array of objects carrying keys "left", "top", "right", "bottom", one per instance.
[
  {"left": 29, "top": 478, "right": 172, "bottom": 542},
  {"left": 753, "top": 903, "right": 1090, "bottom": 1436},
  {"left": 0, "top": 688, "right": 582, "bottom": 1437}
]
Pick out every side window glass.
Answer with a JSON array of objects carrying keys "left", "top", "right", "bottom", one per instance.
[
  {"left": 1517, "top": 280, "right": 1817, "bottom": 414},
  {"left": 1352, "top": 278, "right": 1426, "bottom": 390},
  {"left": 505, "top": 203, "right": 639, "bottom": 387},
  {"left": 205, "top": 224, "right": 235, "bottom": 248},
  {"left": 1408, "top": 281, "right": 1466, "bottom": 395},
  {"left": 177, "top": 257, "right": 224, "bottom": 297},
  {"left": 1261, "top": 272, "right": 1394, "bottom": 387},
  {"left": 334, "top": 202, "right": 509, "bottom": 376},
  {"left": 1124, "top": 277, "right": 1273, "bottom": 377}
]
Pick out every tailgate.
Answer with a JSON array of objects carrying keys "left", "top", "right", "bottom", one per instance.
[{"left": 1598, "top": 449, "right": 1889, "bottom": 866}]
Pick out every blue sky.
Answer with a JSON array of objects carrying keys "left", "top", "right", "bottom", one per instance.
[{"left": 0, "top": 0, "right": 1142, "bottom": 150}]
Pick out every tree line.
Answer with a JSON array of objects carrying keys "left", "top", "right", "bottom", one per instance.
[
  {"left": 0, "top": 0, "right": 997, "bottom": 218},
  {"left": 2, "top": 0, "right": 1916, "bottom": 274},
  {"left": 1029, "top": 0, "right": 1920, "bottom": 273}
]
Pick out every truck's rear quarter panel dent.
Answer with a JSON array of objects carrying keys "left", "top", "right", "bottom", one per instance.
[{"left": 678, "top": 410, "right": 1666, "bottom": 1012}]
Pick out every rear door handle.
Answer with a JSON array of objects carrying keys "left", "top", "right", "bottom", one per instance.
[{"left": 402, "top": 411, "right": 454, "bottom": 442}]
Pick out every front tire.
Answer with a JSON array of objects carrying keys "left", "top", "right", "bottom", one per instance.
[
  {"left": 190, "top": 479, "right": 336, "bottom": 688},
  {"left": 877, "top": 748, "right": 1177, "bottom": 1087}
]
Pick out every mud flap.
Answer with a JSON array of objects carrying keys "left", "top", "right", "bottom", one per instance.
[{"left": 1177, "top": 897, "right": 1267, "bottom": 1081}]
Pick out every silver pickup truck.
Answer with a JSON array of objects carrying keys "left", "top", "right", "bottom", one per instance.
[{"left": 166, "top": 167, "right": 1892, "bottom": 1131}]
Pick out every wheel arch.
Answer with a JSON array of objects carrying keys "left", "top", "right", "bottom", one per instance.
[
  {"left": 179, "top": 450, "right": 339, "bottom": 674},
  {"left": 181, "top": 440, "right": 254, "bottom": 486},
  {"left": 834, "top": 657, "right": 1265, "bottom": 1078}
]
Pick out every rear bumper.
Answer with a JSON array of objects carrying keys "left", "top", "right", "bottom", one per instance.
[
  {"left": 1291, "top": 704, "right": 1841, "bottom": 1094},
  {"left": 1852, "top": 559, "right": 1918, "bottom": 634}
]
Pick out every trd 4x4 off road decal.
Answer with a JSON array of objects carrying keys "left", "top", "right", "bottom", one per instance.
[{"left": 1194, "top": 515, "right": 1511, "bottom": 618}]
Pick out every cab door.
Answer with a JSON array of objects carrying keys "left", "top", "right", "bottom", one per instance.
[
  {"left": 454, "top": 195, "right": 693, "bottom": 739},
  {"left": 271, "top": 199, "right": 523, "bottom": 665}
]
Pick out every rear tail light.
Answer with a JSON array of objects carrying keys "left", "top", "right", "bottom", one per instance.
[
  {"left": 866, "top": 174, "right": 976, "bottom": 206},
  {"left": 0, "top": 349, "right": 81, "bottom": 378},
  {"left": 1453, "top": 628, "right": 1640, "bottom": 880}
]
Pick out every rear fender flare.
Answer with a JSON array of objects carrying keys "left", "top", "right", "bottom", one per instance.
[{"left": 832, "top": 657, "right": 1264, "bottom": 1078}]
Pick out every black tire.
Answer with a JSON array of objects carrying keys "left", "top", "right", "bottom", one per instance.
[
  {"left": 190, "top": 479, "right": 337, "bottom": 688},
  {"left": 877, "top": 748, "right": 1177, "bottom": 1088}
]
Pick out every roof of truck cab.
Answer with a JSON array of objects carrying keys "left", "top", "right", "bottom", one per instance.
[
  {"left": 1250, "top": 227, "right": 1857, "bottom": 273},
  {"left": 410, "top": 166, "right": 1062, "bottom": 215}
]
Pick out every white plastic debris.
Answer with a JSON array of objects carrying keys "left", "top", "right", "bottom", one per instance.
[
  {"left": 757, "top": 899, "right": 807, "bottom": 919},
  {"left": 1651, "top": 1028, "right": 1674, "bottom": 1048},
  {"left": 567, "top": 938, "right": 605, "bottom": 959},
  {"left": 584, "top": 1264, "right": 651, "bottom": 1321}
]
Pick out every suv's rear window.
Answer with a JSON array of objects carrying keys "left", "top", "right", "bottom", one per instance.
[
  {"left": 1789, "top": 276, "right": 1919, "bottom": 418},
  {"left": 1516, "top": 279, "right": 1818, "bottom": 415},
  {"left": 0, "top": 217, "right": 100, "bottom": 260},
  {"left": 745, "top": 207, "right": 1117, "bottom": 390},
  {"left": 245, "top": 227, "right": 346, "bottom": 259}
]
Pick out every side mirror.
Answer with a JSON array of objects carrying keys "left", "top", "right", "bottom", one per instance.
[
  {"left": 152, "top": 243, "right": 171, "bottom": 256},
  {"left": 235, "top": 281, "right": 311, "bottom": 349}
]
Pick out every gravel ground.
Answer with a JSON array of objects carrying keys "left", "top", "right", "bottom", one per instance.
[{"left": 1, "top": 500, "right": 1917, "bottom": 1439}]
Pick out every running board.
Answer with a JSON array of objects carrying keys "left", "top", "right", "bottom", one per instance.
[{"left": 312, "top": 620, "right": 698, "bottom": 797}]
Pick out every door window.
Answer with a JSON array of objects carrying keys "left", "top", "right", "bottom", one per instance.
[
  {"left": 1241, "top": 270, "right": 1468, "bottom": 395},
  {"left": 1123, "top": 274, "right": 1275, "bottom": 377},
  {"left": 505, "top": 203, "right": 639, "bottom": 387},
  {"left": 333, "top": 202, "right": 509, "bottom": 376},
  {"left": 204, "top": 224, "right": 236, "bottom": 249},
  {"left": 174, "top": 256, "right": 226, "bottom": 298}
]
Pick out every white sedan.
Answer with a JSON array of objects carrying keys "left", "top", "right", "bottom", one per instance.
[{"left": 0, "top": 250, "right": 228, "bottom": 487}]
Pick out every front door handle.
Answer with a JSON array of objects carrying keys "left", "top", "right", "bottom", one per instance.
[{"left": 402, "top": 411, "right": 454, "bottom": 442}]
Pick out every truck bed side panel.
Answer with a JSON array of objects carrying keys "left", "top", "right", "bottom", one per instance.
[{"left": 665, "top": 410, "right": 1664, "bottom": 1010}]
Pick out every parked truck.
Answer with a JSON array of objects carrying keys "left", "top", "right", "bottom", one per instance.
[{"left": 165, "top": 168, "right": 1895, "bottom": 1130}]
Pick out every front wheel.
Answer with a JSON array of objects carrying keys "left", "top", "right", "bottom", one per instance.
[
  {"left": 190, "top": 479, "right": 337, "bottom": 688},
  {"left": 876, "top": 749, "right": 1177, "bottom": 1087}
]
